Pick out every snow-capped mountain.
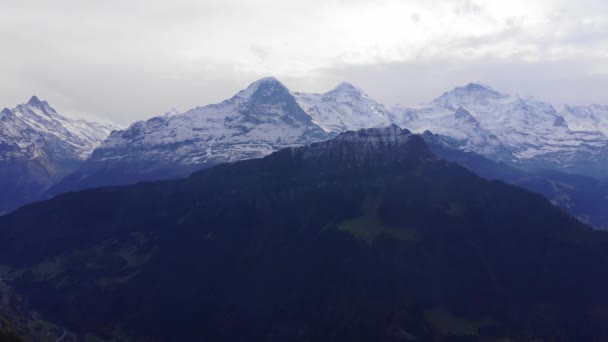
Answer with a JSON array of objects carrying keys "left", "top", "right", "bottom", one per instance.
[
  {"left": 391, "top": 104, "right": 508, "bottom": 157},
  {"left": 0, "top": 96, "right": 119, "bottom": 213},
  {"left": 557, "top": 104, "right": 608, "bottom": 136},
  {"left": 392, "top": 83, "right": 608, "bottom": 179},
  {"left": 51, "top": 78, "right": 608, "bottom": 196},
  {"left": 294, "top": 82, "right": 392, "bottom": 133},
  {"left": 99, "top": 77, "right": 328, "bottom": 165},
  {"left": 35, "top": 79, "right": 608, "bottom": 228},
  {"left": 53, "top": 77, "right": 392, "bottom": 192}
]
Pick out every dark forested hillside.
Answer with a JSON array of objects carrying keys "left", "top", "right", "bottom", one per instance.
[
  {"left": 423, "top": 131, "right": 608, "bottom": 230},
  {"left": 1, "top": 126, "right": 608, "bottom": 341}
]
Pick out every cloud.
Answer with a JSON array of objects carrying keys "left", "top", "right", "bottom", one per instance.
[
  {"left": 0, "top": 0, "right": 606, "bottom": 124},
  {"left": 453, "top": 0, "right": 484, "bottom": 15}
]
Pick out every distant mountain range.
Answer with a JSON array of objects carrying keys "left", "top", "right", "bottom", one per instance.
[
  {"left": 0, "top": 96, "right": 119, "bottom": 214},
  {"left": 1, "top": 79, "right": 607, "bottom": 229},
  {"left": 46, "top": 78, "right": 608, "bottom": 228},
  {"left": 52, "top": 79, "right": 607, "bottom": 193},
  {"left": 2, "top": 126, "right": 608, "bottom": 341},
  {"left": 392, "top": 83, "right": 608, "bottom": 179},
  {"left": 50, "top": 78, "right": 393, "bottom": 193}
]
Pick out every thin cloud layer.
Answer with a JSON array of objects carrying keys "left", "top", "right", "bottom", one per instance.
[{"left": 0, "top": 0, "right": 606, "bottom": 124}]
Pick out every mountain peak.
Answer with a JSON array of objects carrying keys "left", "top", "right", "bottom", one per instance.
[
  {"left": 446, "top": 82, "right": 504, "bottom": 96},
  {"left": 433, "top": 82, "right": 507, "bottom": 105},
  {"left": 333, "top": 82, "right": 359, "bottom": 92},
  {"left": 236, "top": 77, "right": 290, "bottom": 100},
  {"left": 462, "top": 83, "right": 494, "bottom": 91},
  {"left": 24, "top": 95, "right": 57, "bottom": 116},
  {"left": 0, "top": 107, "right": 12, "bottom": 117},
  {"left": 27, "top": 95, "right": 45, "bottom": 107},
  {"left": 249, "top": 76, "right": 287, "bottom": 90},
  {"left": 328, "top": 82, "right": 366, "bottom": 97},
  {"left": 453, "top": 83, "right": 507, "bottom": 98}
]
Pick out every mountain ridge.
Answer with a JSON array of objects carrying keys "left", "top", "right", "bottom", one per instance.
[
  {"left": 45, "top": 79, "right": 608, "bottom": 225},
  {"left": 50, "top": 78, "right": 393, "bottom": 193},
  {"left": 0, "top": 97, "right": 120, "bottom": 214},
  {"left": 393, "top": 83, "right": 608, "bottom": 179},
  {"left": 2, "top": 126, "right": 608, "bottom": 341}
]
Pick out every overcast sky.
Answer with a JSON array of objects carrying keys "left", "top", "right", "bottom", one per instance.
[{"left": 1, "top": 0, "right": 607, "bottom": 125}]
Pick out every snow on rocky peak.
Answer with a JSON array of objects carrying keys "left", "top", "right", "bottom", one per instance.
[
  {"left": 0, "top": 96, "right": 120, "bottom": 213},
  {"left": 0, "top": 96, "right": 119, "bottom": 161},
  {"left": 392, "top": 83, "right": 608, "bottom": 164},
  {"left": 557, "top": 104, "right": 608, "bottom": 136},
  {"left": 94, "top": 77, "right": 328, "bottom": 169},
  {"left": 92, "top": 78, "right": 392, "bottom": 171},
  {"left": 294, "top": 82, "right": 392, "bottom": 133},
  {"left": 235, "top": 76, "right": 288, "bottom": 100},
  {"left": 27, "top": 95, "right": 48, "bottom": 109},
  {"left": 53, "top": 78, "right": 396, "bottom": 191},
  {"left": 428, "top": 83, "right": 508, "bottom": 111},
  {"left": 25, "top": 95, "right": 66, "bottom": 115},
  {"left": 0, "top": 108, "right": 11, "bottom": 118},
  {"left": 391, "top": 101, "right": 505, "bottom": 157},
  {"left": 58, "top": 79, "right": 608, "bottom": 190}
]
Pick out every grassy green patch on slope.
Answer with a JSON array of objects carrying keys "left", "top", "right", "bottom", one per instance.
[
  {"left": 424, "top": 307, "right": 506, "bottom": 341},
  {"left": 336, "top": 216, "right": 415, "bottom": 243}
]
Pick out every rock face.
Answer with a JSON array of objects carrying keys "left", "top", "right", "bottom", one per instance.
[
  {"left": 52, "top": 78, "right": 392, "bottom": 192},
  {"left": 2, "top": 126, "right": 608, "bottom": 341},
  {"left": 0, "top": 96, "right": 118, "bottom": 214},
  {"left": 391, "top": 83, "right": 608, "bottom": 179}
]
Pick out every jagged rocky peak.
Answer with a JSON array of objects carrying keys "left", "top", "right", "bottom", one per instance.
[
  {"left": 23, "top": 95, "right": 57, "bottom": 116},
  {"left": 246, "top": 77, "right": 291, "bottom": 99},
  {"left": 454, "top": 82, "right": 502, "bottom": 95},
  {"left": 453, "top": 107, "right": 478, "bottom": 123},
  {"left": 331, "top": 82, "right": 363, "bottom": 94},
  {"left": 233, "top": 77, "right": 316, "bottom": 125},
  {"left": 0, "top": 107, "right": 12, "bottom": 116},
  {"left": 27, "top": 95, "right": 45, "bottom": 107},
  {"left": 435, "top": 82, "right": 507, "bottom": 104},
  {"left": 462, "top": 82, "right": 494, "bottom": 91},
  {"left": 230, "top": 77, "right": 285, "bottom": 101}
]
